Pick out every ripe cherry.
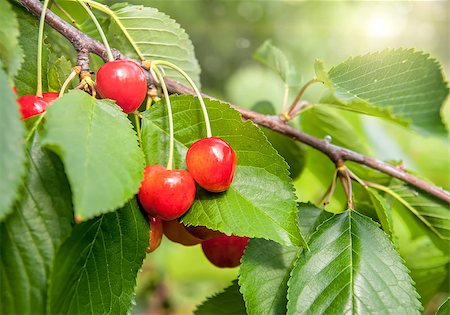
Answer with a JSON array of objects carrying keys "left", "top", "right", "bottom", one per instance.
[
  {"left": 186, "top": 225, "right": 223, "bottom": 241},
  {"left": 96, "top": 60, "right": 147, "bottom": 113},
  {"left": 138, "top": 165, "right": 196, "bottom": 220},
  {"left": 186, "top": 137, "right": 237, "bottom": 192},
  {"left": 147, "top": 216, "right": 163, "bottom": 253},
  {"left": 17, "top": 92, "right": 59, "bottom": 119},
  {"left": 201, "top": 235, "right": 249, "bottom": 268},
  {"left": 162, "top": 220, "right": 202, "bottom": 246}
]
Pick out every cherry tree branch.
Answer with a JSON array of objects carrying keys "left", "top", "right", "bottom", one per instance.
[{"left": 18, "top": 0, "right": 450, "bottom": 204}]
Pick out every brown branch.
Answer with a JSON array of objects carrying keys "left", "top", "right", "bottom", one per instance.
[{"left": 18, "top": 0, "right": 450, "bottom": 204}]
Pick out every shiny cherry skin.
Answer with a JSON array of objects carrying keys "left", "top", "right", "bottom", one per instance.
[
  {"left": 96, "top": 60, "right": 147, "bottom": 113},
  {"left": 147, "top": 216, "right": 163, "bottom": 253},
  {"left": 186, "top": 137, "right": 237, "bottom": 192},
  {"left": 138, "top": 165, "right": 196, "bottom": 220},
  {"left": 201, "top": 235, "right": 249, "bottom": 268},
  {"left": 17, "top": 92, "right": 59, "bottom": 119},
  {"left": 186, "top": 225, "right": 223, "bottom": 241},
  {"left": 162, "top": 220, "right": 202, "bottom": 246}
]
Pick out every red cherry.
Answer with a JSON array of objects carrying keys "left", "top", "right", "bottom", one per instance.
[
  {"left": 186, "top": 137, "right": 237, "bottom": 192},
  {"left": 138, "top": 165, "right": 196, "bottom": 220},
  {"left": 185, "top": 225, "right": 223, "bottom": 241},
  {"left": 201, "top": 235, "right": 249, "bottom": 268},
  {"left": 162, "top": 220, "right": 202, "bottom": 246},
  {"left": 42, "top": 91, "right": 59, "bottom": 104},
  {"left": 17, "top": 95, "right": 49, "bottom": 119},
  {"left": 147, "top": 216, "right": 163, "bottom": 253},
  {"left": 96, "top": 60, "right": 147, "bottom": 113}
]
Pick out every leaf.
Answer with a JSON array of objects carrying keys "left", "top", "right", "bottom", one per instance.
[
  {"left": 366, "top": 187, "right": 394, "bottom": 239},
  {"left": 254, "top": 40, "right": 301, "bottom": 87},
  {"left": 322, "top": 49, "right": 449, "bottom": 135},
  {"left": 47, "top": 55, "right": 73, "bottom": 92},
  {"left": 436, "top": 298, "right": 449, "bottom": 315},
  {"left": 0, "top": 132, "right": 73, "bottom": 314},
  {"left": 0, "top": 68, "right": 25, "bottom": 220},
  {"left": 13, "top": 5, "right": 49, "bottom": 95},
  {"left": 314, "top": 59, "right": 330, "bottom": 86},
  {"left": 47, "top": 199, "right": 149, "bottom": 315},
  {"left": 287, "top": 210, "right": 422, "bottom": 315},
  {"left": 42, "top": 90, "right": 145, "bottom": 221},
  {"left": 106, "top": 3, "right": 201, "bottom": 87},
  {"left": 0, "top": 0, "right": 22, "bottom": 77},
  {"left": 195, "top": 280, "right": 246, "bottom": 315},
  {"left": 252, "top": 101, "right": 305, "bottom": 178},
  {"left": 239, "top": 203, "right": 331, "bottom": 315},
  {"left": 141, "top": 95, "right": 304, "bottom": 246},
  {"left": 389, "top": 183, "right": 450, "bottom": 240}
]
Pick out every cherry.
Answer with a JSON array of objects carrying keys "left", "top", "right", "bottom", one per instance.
[
  {"left": 186, "top": 137, "right": 237, "bottom": 192},
  {"left": 185, "top": 225, "right": 223, "bottom": 241},
  {"left": 147, "top": 216, "right": 163, "bottom": 253},
  {"left": 201, "top": 235, "right": 249, "bottom": 268},
  {"left": 138, "top": 165, "right": 196, "bottom": 220},
  {"left": 96, "top": 60, "right": 147, "bottom": 113},
  {"left": 17, "top": 95, "right": 49, "bottom": 119},
  {"left": 42, "top": 91, "right": 59, "bottom": 103},
  {"left": 162, "top": 220, "right": 202, "bottom": 246}
]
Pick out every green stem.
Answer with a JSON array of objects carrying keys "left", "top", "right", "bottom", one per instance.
[
  {"left": 319, "top": 168, "right": 339, "bottom": 206},
  {"left": 59, "top": 69, "right": 78, "bottom": 97},
  {"left": 25, "top": 113, "right": 46, "bottom": 143},
  {"left": 36, "top": 0, "right": 51, "bottom": 97},
  {"left": 153, "top": 66, "right": 174, "bottom": 170},
  {"left": 76, "top": 0, "right": 114, "bottom": 61},
  {"left": 152, "top": 60, "right": 212, "bottom": 138},
  {"left": 134, "top": 113, "right": 142, "bottom": 147},
  {"left": 281, "top": 84, "right": 289, "bottom": 113},
  {"left": 284, "top": 78, "right": 321, "bottom": 118}
]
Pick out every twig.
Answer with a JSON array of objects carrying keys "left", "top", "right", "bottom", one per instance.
[{"left": 18, "top": 0, "right": 450, "bottom": 204}]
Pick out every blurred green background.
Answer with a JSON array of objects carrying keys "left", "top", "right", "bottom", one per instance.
[{"left": 94, "top": 1, "right": 449, "bottom": 314}]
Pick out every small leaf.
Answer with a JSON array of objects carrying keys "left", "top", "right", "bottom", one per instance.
[
  {"left": 42, "top": 90, "right": 145, "bottom": 220},
  {"left": 13, "top": 5, "right": 49, "bottom": 95},
  {"left": 254, "top": 40, "right": 300, "bottom": 87},
  {"left": 366, "top": 187, "right": 394, "bottom": 239},
  {"left": 314, "top": 59, "right": 329, "bottom": 85},
  {"left": 287, "top": 211, "right": 422, "bottom": 315},
  {"left": 0, "top": 132, "right": 73, "bottom": 314},
  {"left": 389, "top": 183, "right": 450, "bottom": 240},
  {"left": 47, "top": 55, "right": 73, "bottom": 92},
  {"left": 195, "top": 280, "right": 246, "bottom": 315},
  {"left": 47, "top": 199, "right": 149, "bottom": 314},
  {"left": 141, "top": 95, "right": 304, "bottom": 246},
  {"left": 0, "top": 68, "right": 25, "bottom": 220},
  {"left": 107, "top": 3, "right": 201, "bottom": 87},
  {"left": 436, "top": 298, "right": 449, "bottom": 315},
  {"left": 322, "top": 49, "right": 449, "bottom": 135},
  {"left": 0, "top": 0, "right": 23, "bottom": 77},
  {"left": 239, "top": 204, "right": 331, "bottom": 315}
]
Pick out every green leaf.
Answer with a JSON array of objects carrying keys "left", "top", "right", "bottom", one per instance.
[
  {"left": 238, "top": 203, "right": 331, "bottom": 315},
  {"left": 13, "top": 5, "right": 49, "bottom": 95},
  {"left": 287, "top": 211, "right": 421, "bottom": 315},
  {"left": 436, "top": 298, "right": 449, "bottom": 315},
  {"left": 253, "top": 40, "right": 301, "bottom": 87},
  {"left": 366, "top": 187, "right": 394, "bottom": 239},
  {"left": 0, "top": 0, "right": 22, "bottom": 77},
  {"left": 47, "top": 199, "right": 149, "bottom": 315},
  {"left": 314, "top": 59, "right": 330, "bottom": 86},
  {"left": 47, "top": 55, "right": 73, "bottom": 92},
  {"left": 322, "top": 49, "right": 449, "bottom": 135},
  {"left": 252, "top": 101, "right": 305, "bottom": 178},
  {"left": 389, "top": 184, "right": 450, "bottom": 240},
  {"left": 195, "top": 280, "right": 246, "bottom": 315},
  {"left": 42, "top": 90, "right": 145, "bottom": 221},
  {"left": 141, "top": 95, "right": 304, "bottom": 247},
  {"left": 0, "top": 132, "right": 73, "bottom": 314},
  {"left": 106, "top": 3, "right": 201, "bottom": 87},
  {"left": 0, "top": 68, "right": 25, "bottom": 220}
]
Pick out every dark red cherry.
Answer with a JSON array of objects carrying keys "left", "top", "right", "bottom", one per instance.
[
  {"left": 201, "top": 235, "right": 249, "bottom": 268},
  {"left": 186, "top": 137, "right": 237, "bottom": 192},
  {"left": 138, "top": 165, "right": 196, "bottom": 220},
  {"left": 185, "top": 225, "right": 223, "bottom": 241},
  {"left": 162, "top": 220, "right": 202, "bottom": 246},
  {"left": 42, "top": 91, "right": 59, "bottom": 104},
  {"left": 96, "top": 60, "right": 147, "bottom": 113},
  {"left": 17, "top": 95, "right": 49, "bottom": 119},
  {"left": 147, "top": 216, "right": 163, "bottom": 253}
]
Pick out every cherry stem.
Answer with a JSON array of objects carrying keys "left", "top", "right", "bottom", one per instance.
[
  {"left": 59, "top": 66, "right": 80, "bottom": 97},
  {"left": 152, "top": 60, "right": 212, "bottom": 138},
  {"left": 134, "top": 113, "right": 142, "bottom": 147},
  {"left": 52, "top": 0, "right": 81, "bottom": 28},
  {"left": 76, "top": 0, "right": 114, "bottom": 62},
  {"left": 153, "top": 66, "right": 174, "bottom": 170},
  {"left": 283, "top": 78, "right": 321, "bottom": 120},
  {"left": 25, "top": 113, "right": 46, "bottom": 143},
  {"left": 36, "top": 0, "right": 51, "bottom": 97}
]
